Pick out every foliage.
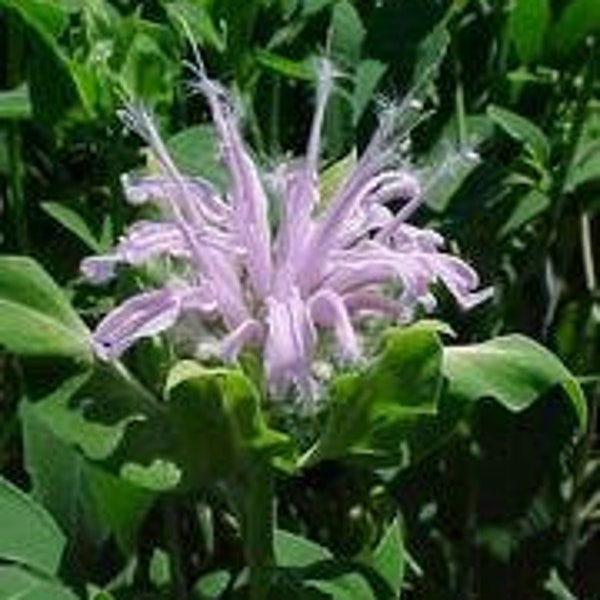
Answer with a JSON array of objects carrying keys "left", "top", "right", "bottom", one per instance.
[{"left": 0, "top": 1, "right": 598, "bottom": 599}]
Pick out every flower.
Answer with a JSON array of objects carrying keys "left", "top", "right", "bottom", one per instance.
[{"left": 82, "top": 58, "right": 492, "bottom": 397}]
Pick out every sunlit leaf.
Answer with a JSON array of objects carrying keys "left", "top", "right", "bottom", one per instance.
[
  {"left": 0, "top": 256, "right": 91, "bottom": 361},
  {"left": 488, "top": 105, "right": 550, "bottom": 165},
  {"left": 0, "top": 477, "right": 65, "bottom": 575},
  {"left": 509, "top": 0, "right": 550, "bottom": 64}
]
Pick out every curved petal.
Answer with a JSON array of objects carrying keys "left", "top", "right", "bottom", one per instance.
[
  {"left": 220, "top": 319, "right": 263, "bottom": 362},
  {"left": 309, "top": 289, "right": 360, "bottom": 361},
  {"left": 92, "top": 288, "right": 183, "bottom": 359}
]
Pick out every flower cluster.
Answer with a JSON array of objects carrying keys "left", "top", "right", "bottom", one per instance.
[{"left": 82, "top": 59, "right": 492, "bottom": 397}]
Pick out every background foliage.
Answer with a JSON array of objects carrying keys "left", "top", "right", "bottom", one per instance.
[{"left": 0, "top": 0, "right": 598, "bottom": 599}]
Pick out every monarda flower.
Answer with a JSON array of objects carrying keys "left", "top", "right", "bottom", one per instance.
[{"left": 82, "top": 59, "right": 492, "bottom": 397}]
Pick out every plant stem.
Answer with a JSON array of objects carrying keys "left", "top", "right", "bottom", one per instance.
[
  {"left": 234, "top": 460, "right": 275, "bottom": 600},
  {"left": 164, "top": 498, "right": 188, "bottom": 599}
]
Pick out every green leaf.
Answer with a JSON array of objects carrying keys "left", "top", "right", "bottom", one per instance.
[
  {"left": 274, "top": 530, "right": 332, "bottom": 568},
  {"left": 24, "top": 399, "right": 154, "bottom": 559},
  {"left": 86, "top": 467, "right": 155, "bottom": 553},
  {"left": 552, "top": 0, "right": 600, "bottom": 56},
  {"left": 423, "top": 115, "right": 494, "bottom": 212},
  {"left": 21, "top": 401, "right": 110, "bottom": 552},
  {"left": 509, "top": 0, "right": 550, "bottom": 64},
  {"left": 0, "top": 476, "right": 66, "bottom": 575},
  {"left": 370, "top": 518, "right": 405, "bottom": 598},
  {"left": 164, "top": 362, "right": 291, "bottom": 483},
  {"left": 319, "top": 150, "right": 357, "bottom": 206},
  {"left": 330, "top": 0, "right": 365, "bottom": 68},
  {"left": 273, "top": 531, "right": 375, "bottom": 600},
  {"left": 488, "top": 105, "right": 550, "bottom": 165},
  {"left": 565, "top": 104, "right": 600, "bottom": 192},
  {"left": 26, "top": 369, "right": 147, "bottom": 462},
  {"left": 410, "top": 21, "right": 450, "bottom": 101},
  {"left": 443, "top": 334, "right": 587, "bottom": 426},
  {"left": 119, "top": 28, "right": 179, "bottom": 108},
  {"left": 0, "top": 0, "right": 68, "bottom": 38},
  {"left": 255, "top": 49, "right": 314, "bottom": 81},
  {"left": 0, "top": 85, "right": 32, "bottom": 120},
  {"left": 149, "top": 549, "right": 171, "bottom": 587},
  {"left": 499, "top": 188, "right": 551, "bottom": 237},
  {"left": 0, "top": 256, "right": 91, "bottom": 361},
  {"left": 42, "top": 202, "right": 103, "bottom": 252},
  {"left": 0, "top": 565, "right": 77, "bottom": 600},
  {"left": 167, "top": 125, "right": 229, "bottom": 190},
  {"left": 303, "top": 322, "right": 444, "bottom": 466},
  {"left": 165, "top": 0, "right": 225, "bottom": 53},
  {"left": 121, "top": 459, "right": 182, "bottom": 491},
  {"left": 353, "top": 60, "right": 387, "bottom": 124},
  {"left": 193, "top": 570, "right": 231, "bottom": 599}
]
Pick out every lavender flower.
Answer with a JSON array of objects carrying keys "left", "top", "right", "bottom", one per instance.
[{"left": 82, "top": 59, "right": 492, "bottom": 397}]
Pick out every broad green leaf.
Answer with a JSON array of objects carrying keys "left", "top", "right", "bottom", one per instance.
[
  {"left": 0, "top": 476, "right": 65, "bottom": 575},
  {"left": 303, "top": 322, "right": 444, "bottom": 466},
  {"left": 423, "top": 115, "right": 494, "bottom": 212},
  {"left": 167, "top": 125, "right": 229, "bottom": 190},
  {"left": 499, "top": 188, "right": 551, "bottom": 237},
  {"left": 509, "top": 0, "right": 550, "bottom": 64},
  {"left": 27, "top": 369, "right": 147, "bottom": 461},
  {"left": 2, "top": 0, "right": 85, "bottom": 126},
  {"left": 552, "top": 0, "right": 600, "bottom": 56},
  {"left": 164, "top": 362, "right": 291, "bottom": 483},
  {"left": 0, "top": 565, "right": 77, "bottom": 600},
  {"left": 488, "top": 105, "right": 550, "bottom": 165},
  {"left": 274, "top": 530, "right": 332, "bottom": 568},
  {"left": 24, "top": 394, "right": 152, "bottom": 554},
  {"left": 330, "top": 0, "right": 365, "bottom": 68},
  {"left": 0, "top": 0, "right": 67, "bottom": 38},
  {"left": 193, "top": 570, "right": 231, "bottom": 599},
  {"left": 119, "top": 29, "right": 179, "bottom": 109},
  {"left": 410, "top": 21, "right": 450, "bottom": 100},
  {"left": 273, "top": 531, "right": 375, "bottom": 600},
  {"left": 0, "top": 85, "right": 32, "bottom": 120},
  {"left": 370, "top": 518, "right": 405, "bottom": 598},
  {"left": 0, "top": 256, "right": 91, "bottom": 361},
  {"left": 353, "top": 60, "right": 387, "bottom": 124},
  {"left": 42, "top": 202, "right": 103, "bottom": 252},
  {"left": 86, "top": 467, "right": 155, "bottom": 553},
  {"left": 443, "top": 334, "right": 587, "bottom": 426},
  {"left": 21, "top": 401, "right": 110, "bottom": 551}
]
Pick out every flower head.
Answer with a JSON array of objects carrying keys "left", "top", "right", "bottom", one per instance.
[{"left": 82, "top": 59, "right": 492, "bottom": 398}]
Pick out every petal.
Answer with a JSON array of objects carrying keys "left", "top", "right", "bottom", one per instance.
[
  {"left": 309, "top": 289, "right": 360, "bottom": 361},
  {"left": 220, "top": 319, "right": 263, "bottom": 362},
  {"left": 264, "top": 287, "right": 316, "bottom": 394},
  {"left": 191, "top": 68, "right": 272, "bottom": 297},
  {"left": 92, "top": 288, "right": 183, "bottom": 359},
  {"left": 118, "top": 221, "right": 189, "bottom": 265}
]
